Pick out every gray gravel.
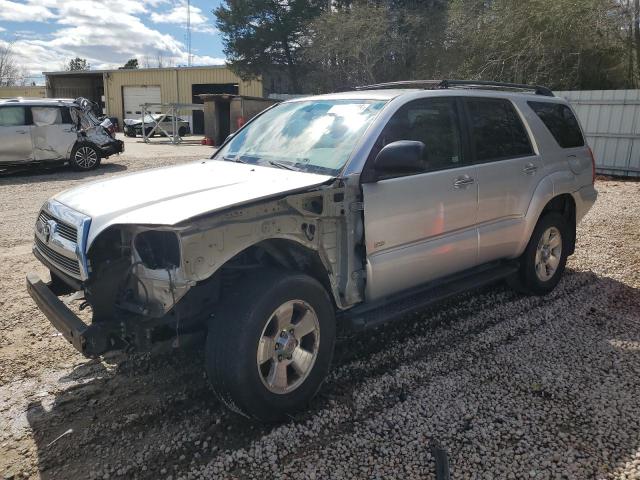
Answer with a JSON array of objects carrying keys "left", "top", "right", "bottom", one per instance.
[{"left": 0, "top": 159, "right": 639, "bottom": 479}]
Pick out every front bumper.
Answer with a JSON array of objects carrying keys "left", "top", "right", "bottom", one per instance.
[
  {"left": 26, "top": 272, "right": 111, "bottom": 357},
  {"left": 98, "top": 139, "right": 124, "bottom": 158}
]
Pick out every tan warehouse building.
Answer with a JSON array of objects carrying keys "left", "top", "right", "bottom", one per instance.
[{"left": 41, "top": 66, "right": 266, "bottom": 134}]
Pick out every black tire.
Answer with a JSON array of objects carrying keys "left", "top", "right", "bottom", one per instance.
[
  {"left": 69, "top": 143, "right": 101, "bottom": 171},
  {"left": 206, "top": 270, "right": 335, "bottom": 421},
  {"left": 144, "top": 127, "right": 154, "bottom": 137},
  {"left": 178, "top": 126, "right": 187, "bottom": 137},
  {"left": 509, "top": 212, "right": 568, "bottom": 296}
]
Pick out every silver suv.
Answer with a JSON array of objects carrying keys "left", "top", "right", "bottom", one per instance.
[
  {"left": 0, "top": 97, "right": 123, "bottom": 171},
  {"left": 27, "top": 80, "right": 597, "bottom": 421}
]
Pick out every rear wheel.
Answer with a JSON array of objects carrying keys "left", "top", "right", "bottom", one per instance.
[
  {"left": 178, "top": 126, "right": 187, "bottom": 137},
  {"left": 69, "top": 143, "right": 101, "bottom": 171},
  {"left": 509, "top": 212, "right": 568, "bottom": 295},
  {"left": 205, "top": 270, "right": 335, "bottom": 421}
]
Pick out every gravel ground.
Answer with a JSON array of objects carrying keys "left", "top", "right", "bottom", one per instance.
[{"left": 0, "top": 147, "right": 639, "bottom": 480}]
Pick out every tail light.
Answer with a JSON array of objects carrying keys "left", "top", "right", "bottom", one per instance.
[{"left": 589, "top": 147, "right": 596, "bottom": 184}]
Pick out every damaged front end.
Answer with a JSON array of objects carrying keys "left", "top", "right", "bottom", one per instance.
[
  {"left": 28, "top": 200, "right": 199, "bottom": 357},
  {"left": 27, "top": 174, "right": 365, "bottom": 358}
]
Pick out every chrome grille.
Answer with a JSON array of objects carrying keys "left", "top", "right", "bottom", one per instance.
[
  {"left": 38, "top": 210, "right": 78, "bottom": 242},
  {"left": 34, "top": 237, "right": 81, "bottom": 276}
]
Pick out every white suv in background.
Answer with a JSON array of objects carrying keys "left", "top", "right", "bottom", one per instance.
[{"left": 0, "top": 97, "right": 123, "bottom": 171}]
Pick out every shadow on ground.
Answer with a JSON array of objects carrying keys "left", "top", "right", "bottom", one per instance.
[
  {"left": 0, "top": 162, "right": 127, "bottom": 186},
  {"left": 24, "top": 270, "right": 640, "bottom": 479}
]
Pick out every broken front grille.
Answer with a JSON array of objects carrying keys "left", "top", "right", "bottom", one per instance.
[
  {"left": 34, "top": 237, "right": 81, "bottom": 277},
  {"left": 38, "top": 210, "right": 78, "bottom": 243}
]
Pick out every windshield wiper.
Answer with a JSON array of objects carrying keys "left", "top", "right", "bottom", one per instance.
[
  {"left": 268, "top": 160, "right": 299, "bottom": 171},
  {"left": 223, "top": 155, "right": 247, "bottom": 164}
]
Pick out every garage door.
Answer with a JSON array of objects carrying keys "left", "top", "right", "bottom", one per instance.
[{"left": 123, "top": 86, "right": 161, "bottom": 120}]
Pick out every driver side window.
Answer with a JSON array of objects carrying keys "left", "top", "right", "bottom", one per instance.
[{"left": 369, "top": 97, "right": 465, "bottom": 177}]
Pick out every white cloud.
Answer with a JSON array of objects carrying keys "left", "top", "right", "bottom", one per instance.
[
  {"left": 0, "top": 0, "right": 56, "bottom": 22},
  {"left": 150, "top": 0, "right": 216, "bottom": 34},
  {"left": 0, "top": 0, "right": 223, "bottom": 76}
]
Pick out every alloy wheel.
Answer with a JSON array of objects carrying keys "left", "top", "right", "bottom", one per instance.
[
  {"left": 256, "top": 300, "right": 320, "bottom": 394},
  {"left": 535, "top": 226, "right": 562, "bottom": 282},
  {"left": 74, "top": 146, "right": 98, "bottom": 169}
]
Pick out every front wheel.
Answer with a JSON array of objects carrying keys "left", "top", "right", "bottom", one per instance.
[
  {"left": 205, "top": 270, "right": 335, "bottom": 421},
  {"left": 509, "top": 212, "right": 568, "bottom": 295},
  {"left": 69, "top": 143, "right": 101, "bottom": 171}
]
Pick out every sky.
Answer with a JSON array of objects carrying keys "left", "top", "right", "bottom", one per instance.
[{"left": 0, "top": 0, "right": 227, "bottom": 83}]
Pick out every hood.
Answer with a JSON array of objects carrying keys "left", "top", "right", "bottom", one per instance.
[
  {"left": 124, "top": 119, "right": 142, "bottom": 126},
  {"left": 54, "top": 160, "right": 333, "bottom": 246}
]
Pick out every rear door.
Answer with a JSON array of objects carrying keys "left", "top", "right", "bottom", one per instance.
[
  {"left": 361, "top": 97, "right": 479, "bottom": 301},
  {"left": 463, "top": 97, "right": 538, "bottom": 262},
  {"left": 31, "top": 106, "right": 77, "bottom": 161},
  {"left": 0, "top": 106, "right": 34, "bottom": 164}
]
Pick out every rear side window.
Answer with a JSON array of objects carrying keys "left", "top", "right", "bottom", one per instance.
[
  {"left": 466, "top": 98, "right": 533, "bottom": 162},
  {"left": 0, "top": 107, "right": 28, "bottom": 127},
  {"left": 528, "top": 101, "right": 584, "bottom": 148}
]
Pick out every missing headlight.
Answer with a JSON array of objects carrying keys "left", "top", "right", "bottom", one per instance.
[{"left": 134, "top": 231, "right": 180, "bottom": 269}]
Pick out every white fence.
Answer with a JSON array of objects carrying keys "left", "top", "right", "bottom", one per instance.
[{"left": 556, "top": 90, "right": 640, "bottom": 178}]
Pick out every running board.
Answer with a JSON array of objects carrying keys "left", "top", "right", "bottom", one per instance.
[{"left": 340, "top": 261, "right": 519, "bottom": 332}]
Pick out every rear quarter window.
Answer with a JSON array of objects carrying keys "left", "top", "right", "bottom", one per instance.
[{"left": 528, "top": 101, "right": 585, "bottom": 148}]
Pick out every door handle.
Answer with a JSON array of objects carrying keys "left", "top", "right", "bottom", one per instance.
[
  {"left": 16, "top": 130, "right": 28, "bottom": 134},
  {"left": 453, "top": 176, "right": 475, "bottom": 188},
  {"left": 523, "top": 163, "right": 538, "bottom": 174}
]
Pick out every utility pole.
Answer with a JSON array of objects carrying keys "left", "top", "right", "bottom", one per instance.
[{"left": 187, "top": 0, "right": 192, "bottom": 66}]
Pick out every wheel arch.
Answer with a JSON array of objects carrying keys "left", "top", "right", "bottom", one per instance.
[
  {"left": 217, "top": 238, "right": 340, "bottom": 309},
  {"left": 518, "top": 175, "right": 578, "bottom": 256}
]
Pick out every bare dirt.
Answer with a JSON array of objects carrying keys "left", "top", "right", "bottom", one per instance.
[{"left": 1, "top": 146, "right": 639, "bottom": 479}]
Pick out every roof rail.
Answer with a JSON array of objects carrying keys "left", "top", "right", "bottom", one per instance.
[{"left": 355, "top": 79, "right": 554, "bottom": 97}]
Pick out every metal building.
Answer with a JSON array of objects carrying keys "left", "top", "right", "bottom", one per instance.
[
  {"left": 557, "top": 89, "right": 640, "bottom": 178},
  {"left": 43, "top": 66, "right": 263, "bottom": 134},
  {"left": 0, "top": 85, "right": 46, "bottom": 98}
]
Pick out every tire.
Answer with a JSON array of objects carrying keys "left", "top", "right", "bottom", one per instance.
[
  {"left": 206, "top": 270, "right": 336, "bottom": 421},
  {"left": 178, "top": 126, "right": 187, "bottom": 137},
  {"left": 69, "top": 143, "right": 101, "bottom": 171},
  {"left": 509, "top": 212, "right": 568, "bottom": 296},
  {"left": 144, "top": 127, "right": 154, "bottom": 137}
]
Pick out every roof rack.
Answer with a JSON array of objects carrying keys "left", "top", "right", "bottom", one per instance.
[{"left": 355, "top": 79, "right": 554, "bottom": 97}]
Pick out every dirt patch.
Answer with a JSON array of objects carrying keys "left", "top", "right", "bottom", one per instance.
[{"left": 0, "top": 166, "right": 639, "bottom": 479}]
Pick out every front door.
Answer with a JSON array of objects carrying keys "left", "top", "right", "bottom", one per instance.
[
  {"left": 0, "top": 106, "right": 33, "bottom": 164},
  {"left": 361, "top": 97, "right": 479, "bottom": 301},
  {"left": 31, "top": 106, "right": 77, "bottom": 161}
]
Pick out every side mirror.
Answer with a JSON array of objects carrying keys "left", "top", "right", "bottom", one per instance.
[{"left": 366, "top": 140, "right": 426, "bottom": 182}]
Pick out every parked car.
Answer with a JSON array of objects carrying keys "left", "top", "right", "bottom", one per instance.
[
  {"left": 27, "top": 80, "right": 597, "bottom": 421},
  {"left": 123, "top": 114, "right": 190, "bottom": 138},
  {"left": 0, "top": 97, "right": 123, "bottom": 171}
]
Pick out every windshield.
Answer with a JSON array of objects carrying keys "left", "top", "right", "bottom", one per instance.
[{"left": 215, "top": 99, "right": 386, "bottom": 175}]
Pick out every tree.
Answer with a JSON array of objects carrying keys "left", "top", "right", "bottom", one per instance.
[
  {"left": 67, "top": 57, "right": 90, "bottom": 71},
  {"left": 215, "top": 0, "right": 326, "bottom": 93},
  {"left": 446, "top": 0, "right": 628, "bottom": 89},
  {"left": 119, "top": 58, "right": 139, "bottom": 69},
  {"left": 0, "top": 43, "right": 26, "bottom": 86},
  {"left": 306, "top": 1, "right": 449, "bottom": 91}
]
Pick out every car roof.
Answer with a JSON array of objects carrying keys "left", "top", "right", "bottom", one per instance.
[{"left": 0, "top": 97, "right": 78, "bottom": 107}]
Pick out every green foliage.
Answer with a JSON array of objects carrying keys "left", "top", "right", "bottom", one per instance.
[
  {"left": 67, "top": 57, "right": 90, "bottom": 71},
  {"left": 216, "top": 0, "right": 635, "bottom": 92},
  {"left": 215, "top": 0, "right": 326, "bottom": 92},
  {"left": 119, "top": 58, "right": 139, "bottom": 70}
]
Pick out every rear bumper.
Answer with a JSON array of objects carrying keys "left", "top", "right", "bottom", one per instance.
[
  {"left": 26, "top": 272, "right": 110, "bottom": 357},
  {"left": 99, "top": 139, "right": 124, "bottom": 158}
]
